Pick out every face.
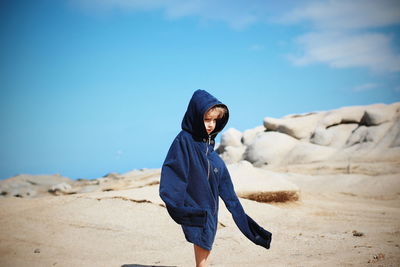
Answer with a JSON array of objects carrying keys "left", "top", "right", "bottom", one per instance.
[{"left": 204, "top": 109, "right": 220, "bottom": 135}]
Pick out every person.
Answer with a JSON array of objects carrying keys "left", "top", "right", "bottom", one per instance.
[{"left": 159, "top": 90, "right": 272, "bottom": 267}]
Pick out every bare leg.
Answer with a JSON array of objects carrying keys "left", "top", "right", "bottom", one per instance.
[{"left": 194, "top": 244, "right": 211, "bottom": 267}]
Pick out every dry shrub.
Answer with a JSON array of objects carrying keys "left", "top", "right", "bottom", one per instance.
[{"left": 240, "top": 190, "right": 299, "bottom": 203}]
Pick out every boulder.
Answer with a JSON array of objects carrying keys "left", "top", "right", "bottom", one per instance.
[
  {"left": 319, "top": 112, "right": 342, "bottom": 127},
  {"left": 49, "top": 183, "right": 73, "bottom": 195},
  {"left": 0, "top": 174, "right": 73, "bottom": 198},
  {"left": 330, "top": 105, "right": 367, "bottom": 124},
  {"left": 388, "top": 120, "right": 400, "bottom": 148},
  {"left": 345, "top": 126, "right": 374, "bottom": 147},
  {"left": 220, "top": 128, "right": 243, "bottom": 148},
  {"left": 227, "top": 161, "right": 300, "bottom": 203},
  {"left": 284, "top": 142, "right": 337, "bottom": 165},
  {"left": 264, "top": 112, "right": 323, "bottom": 140},
  {"left": 359, "top": 103, "right": 399, "bottom": 126},
  {"left": 244, "top": 131, "right": 298, "bottom": 166},
  {"left": 325, "top": 123, "right": 359, "bottom": 148},
  {"left": 345, "top": 123, "right": 393, "bottom": 148},
  {"left": 242, "top": 126, "right": 265, "bottom": 146},
  {"left": 310, "top": 126, "right": 333, "bottom": 146},
  {"left": 360, "top": 110, "right": 389, "bottom": 126},
  {"left": 219, "top": 145, "right": 246, "bottom": 164},
  {"left": 219, "top": 128, "right": 250, "bottom": 164}
]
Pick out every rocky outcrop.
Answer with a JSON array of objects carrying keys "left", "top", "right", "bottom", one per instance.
[
  {"left": 0, "top": 169, "right": 161, "bottom": 198},
  {"left": 0, "top": 174, "right": 73, "bottom": 198},
  {"left": 227, "top": 161, "right": 300, "bottom": 203},
  {"left": 218, "top": 102, "right": 400, "bottom": 175},
  {"left": 217, "top": 128, "right": 247, "bottom": 164}
]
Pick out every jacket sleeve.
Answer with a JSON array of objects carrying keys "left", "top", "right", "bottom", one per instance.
[
  {"left": 219, "top": 165, "right": 272, "bottom": 249},
  {"left": 159, "top": 136, "right": 207, "bottom": 227}
]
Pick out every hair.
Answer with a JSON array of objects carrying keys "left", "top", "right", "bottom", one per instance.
[{"left": 206, "top": 105, "right": 227, "bottom": 119}]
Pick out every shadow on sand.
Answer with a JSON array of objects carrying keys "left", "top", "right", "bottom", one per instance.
[{"left": 121, "top": 265, "right": 177, "bottom": 267}]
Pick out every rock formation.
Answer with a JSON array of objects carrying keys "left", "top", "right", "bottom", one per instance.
[
  {"left": 218, "top": 102, "right": 400, "bottom": 176},
  {"left": 0, "top": 169, "right": 161, "bottom": 199},
  {"left": 0, "top": 174, "right": 72, "bottom": 198}
]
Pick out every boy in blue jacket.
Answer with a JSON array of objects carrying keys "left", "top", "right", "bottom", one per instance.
[{"left": 159, "top": 90, "right": 272, "bottom": 267}]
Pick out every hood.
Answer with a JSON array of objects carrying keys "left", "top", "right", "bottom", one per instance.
[{"left": 181, "top": 89, "right": 229, "bottom": 139}]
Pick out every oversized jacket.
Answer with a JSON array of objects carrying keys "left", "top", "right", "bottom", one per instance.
[{"left": 159, "top": 89, "right": 272, "bottom": 251}]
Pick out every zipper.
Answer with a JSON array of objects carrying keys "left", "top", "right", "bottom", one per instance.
[
  {"left": 206, "top": 136, "right": 210, "bottom": 180},
  {"left": 205, "top": 135, "right": 217, "bottom": 215}
]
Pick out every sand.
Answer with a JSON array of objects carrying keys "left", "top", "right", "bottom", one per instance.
[{"left": 1, "top": 173, "right": 399, "bottom": 267}]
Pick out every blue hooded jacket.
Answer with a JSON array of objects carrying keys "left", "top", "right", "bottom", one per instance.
[{"left": 159, "top": 89, "right": 272, "bottom": 251}]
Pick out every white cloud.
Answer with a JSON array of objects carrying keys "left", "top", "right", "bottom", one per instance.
[
  {"left": 289, "top": 31, "right": 400, "bottom": 72},
  {"left": 70, "top": 0, "right": 269, "bottom": 29},
  {"left": 249, "top": 44, "right": 265, "bottom": 51},
  {"left": 282, "top": 0, "right": 400, "bottom": 73},
  {"left": 281, "top": 0, "right": 400, "bottom": 30},
  {"left": 71, "top": 0, "right": 167, "bottom": 11},
  {"left": 115, "top": 149, "right": 124, "bottom": 160},
  {"left": 70, "top": 0, "right": 400, "bottom": 73},
  {"left": 352, "top": 83, "right": 380, "bottom": 92},
  {"left": 165, "top": 1, "right": 261, "bottom": 30}
]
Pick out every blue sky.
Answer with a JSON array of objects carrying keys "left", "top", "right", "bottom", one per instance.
[{"left": 1, "top": 0, "right": 399, "bottom": 180}]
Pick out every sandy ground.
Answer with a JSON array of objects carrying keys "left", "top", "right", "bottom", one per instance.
[{"left": 0, "top": 175, "right": 399, "bottom": 267}]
